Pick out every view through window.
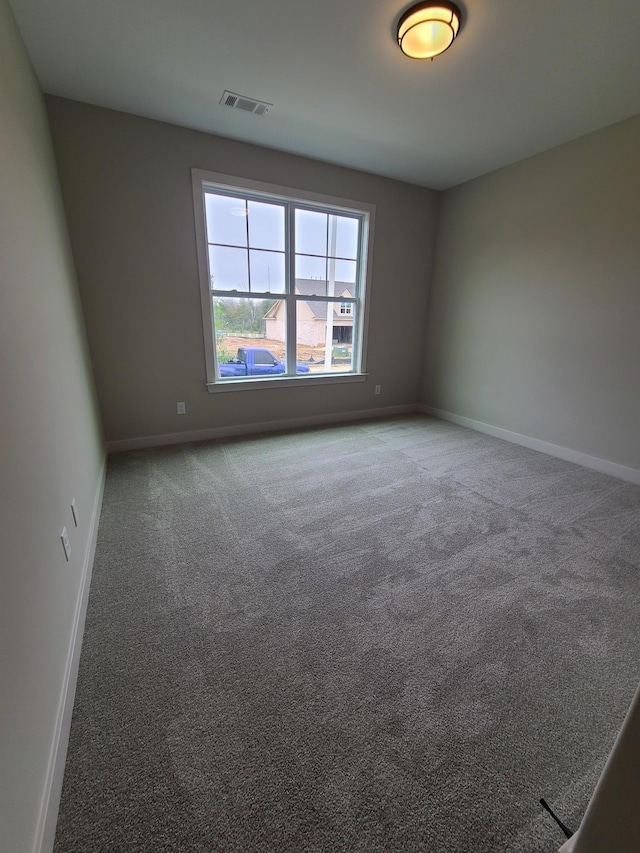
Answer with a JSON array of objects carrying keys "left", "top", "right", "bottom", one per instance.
[{"left": 193, "top": 173, "right": 372, "bottom": 386}]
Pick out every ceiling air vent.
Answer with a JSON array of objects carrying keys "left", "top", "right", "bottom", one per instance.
[{"left": 220, "top": 91, "right": 272, "bottom": 117}]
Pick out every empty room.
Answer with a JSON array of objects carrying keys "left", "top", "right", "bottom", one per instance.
[{"left": 1, "top": 1, "right": 640, "bottom": 852}]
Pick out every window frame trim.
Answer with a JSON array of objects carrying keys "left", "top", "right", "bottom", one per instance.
[{"left": 191, "top": 168, "right": 376, "bottom": 389}]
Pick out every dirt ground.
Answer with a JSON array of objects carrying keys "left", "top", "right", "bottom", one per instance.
[{"left": 221, "top": 336, "right": 327, "bottom": 362}]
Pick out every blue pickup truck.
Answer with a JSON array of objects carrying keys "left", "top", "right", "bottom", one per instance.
[{"left": 219, "top": 347, "right": 310, "bottom": 378}]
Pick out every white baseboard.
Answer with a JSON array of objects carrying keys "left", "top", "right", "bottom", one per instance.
[
  {"left": 559, "top": 832, "right": 578, "bottom": 851},
  {"left": 35, "top": 455, "right": 107, "bottom": 853},
  {"left": 419, "top": 405, "right": 640, "bottom": 486},
  {"left": 106, "top": 404, "right": 418, "bottom": 453}
]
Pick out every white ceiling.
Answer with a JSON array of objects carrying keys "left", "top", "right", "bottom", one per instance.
[{"left": 10, "top": 0, "right": 640, "bottom": 189}]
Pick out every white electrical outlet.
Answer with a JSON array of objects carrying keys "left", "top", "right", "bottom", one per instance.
[
  {"left": 71, "top": 498, "right": 79, "bottom": 527},
  {"left": 375, "top": 384, "right": 381, "bottom": 395},
  {"left": 176, "top": 402, "right": 186, "bottom": 415},
  {"left": 61, "top": 527, "right": 71, "bottom": 561}
]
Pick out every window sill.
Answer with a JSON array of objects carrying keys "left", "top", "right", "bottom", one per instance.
[{"left": 205, "top": 373, "right": 368, "bottom": 393}]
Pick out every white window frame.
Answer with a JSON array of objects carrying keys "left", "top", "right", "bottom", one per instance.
[{"left": 191, "top": 169, "right": 375, "bottom": 393}]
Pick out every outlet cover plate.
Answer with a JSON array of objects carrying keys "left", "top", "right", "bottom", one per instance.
[{"left": 61, "top": 527, "right": 71, "bottom": 561}]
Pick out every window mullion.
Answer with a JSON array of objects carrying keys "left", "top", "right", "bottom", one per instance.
[
  {"left": 245, "top": 199, "right": 251, "bottom": 293},
  {"left": 285, "top": 202, "right": 296, "bottom": 375},
  {"left": 299, "top": 295, "right": 355, "bottom": 303}
]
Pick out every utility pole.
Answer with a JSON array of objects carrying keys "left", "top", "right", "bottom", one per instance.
[{"left": 324, "top": 215, "right": 337, "bottom": 371}]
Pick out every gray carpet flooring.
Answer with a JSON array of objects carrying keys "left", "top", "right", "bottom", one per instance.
[{"left": 54, "top": 415, "right": 640, "bottom": 852}]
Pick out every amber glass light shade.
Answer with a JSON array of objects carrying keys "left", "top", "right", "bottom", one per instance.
[{"left": 397, "top": 2, "right": 461, "bottom": 59}]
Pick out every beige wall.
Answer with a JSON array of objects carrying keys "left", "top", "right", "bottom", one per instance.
[
  {"left": 423, "top": 114, "right": 640, "bottom": 471},
  {"left": 0, "top": 3, "right": 105, "bottom": 852},
  {"left": 46, "top": 97, "right": 439, "bottom": 443}
]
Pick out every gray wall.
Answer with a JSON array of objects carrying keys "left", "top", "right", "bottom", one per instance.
[
  {"left": 423, "top": 114, "right": 640, "bottom": 471},
  {"left": 46, "top": 97, "right": 439, "bottom": 444},
  {"left": 0, "top": 3, "right": 105, "bottom": 851}
]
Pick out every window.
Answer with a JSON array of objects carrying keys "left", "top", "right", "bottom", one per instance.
[{"left": 192, "top": 170, "right": 374, "bottom": 391}]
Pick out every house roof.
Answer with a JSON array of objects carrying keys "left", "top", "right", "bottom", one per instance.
[
  {"left": 263, "top": 280, "right": 354, "bottom": 320},
  {"left": 10, "top": 0, "right": 640, "bottom": 189}
]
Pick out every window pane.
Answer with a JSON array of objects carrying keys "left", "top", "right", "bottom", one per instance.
[
  {"left": 214, "top": 296, "right": 285, "bottom": 379},
  {"left": 333, "top": 215, "right": 359, "bottom": 260},
  {"left": 295, "top": 299, "right": 356, "bottom": 374},
  {"left": 295, "top": 256, "right": 327, "bottom": 294},
  {"left": 209, "top": 245, "right": 249, "bottom": 291},
  {"left": 248, "top": 201, "right": 285, "bottom": 251},
  {"left": 205, "top": 193, "right": 248, "bottom": 247},
  {"left": 333, "top": 258, "right": 357, "bottom": 285},
  {"left": 249, "top": 250, "right": 285, "bottom": 293},
  {"left": 295, "top": 209, "right": 327, "bottom": 256}
]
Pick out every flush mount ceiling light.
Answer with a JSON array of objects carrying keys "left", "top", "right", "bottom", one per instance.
[{"left": 397, "top": 2, "right": 461, "bottom": 60}]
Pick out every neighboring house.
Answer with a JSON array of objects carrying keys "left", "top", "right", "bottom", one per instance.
[{"left": 265, "top": 279, "right": 354, "bottom": 346}]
